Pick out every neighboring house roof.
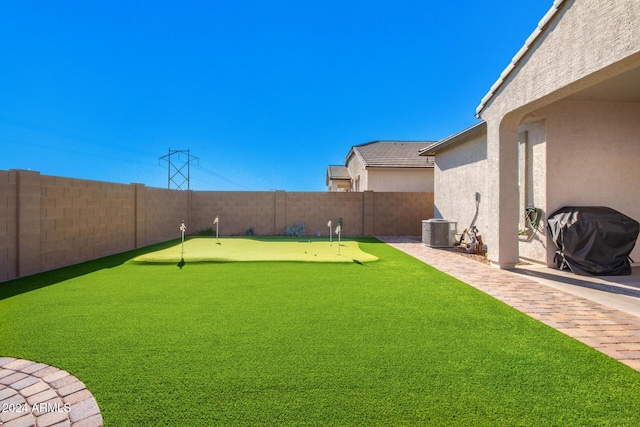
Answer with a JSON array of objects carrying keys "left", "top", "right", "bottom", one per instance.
[
  {"left": 419, "top": 121, "right": 487, "bottom": 155},
  {"left": 347, "top": 141, "right": 435, "bottom": 168},
  {"left": 475, "top": 0, "right": 567, "bottom": 117},
  {"left": 326, "top": 165, "right": 350, "bottom": 180}
]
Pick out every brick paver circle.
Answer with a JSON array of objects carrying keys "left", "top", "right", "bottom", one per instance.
[{"left": 0, "top": 357, "right": 103, "bottom": 427}]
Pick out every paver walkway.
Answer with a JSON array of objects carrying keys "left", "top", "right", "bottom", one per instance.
[
  {"left": 0, "top": 357, "right": 102, "bottom": 427},
  {"left": 378, "top": 236, "right": 640, "bottom": 372}
]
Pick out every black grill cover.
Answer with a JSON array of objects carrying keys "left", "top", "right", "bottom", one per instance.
[{"left": 547, "top": 206, "right": 639, "bottom": 275}]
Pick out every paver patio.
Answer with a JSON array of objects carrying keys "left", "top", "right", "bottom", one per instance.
[{"left": 378, "top": 236, "right": 640, "bottom": 372}]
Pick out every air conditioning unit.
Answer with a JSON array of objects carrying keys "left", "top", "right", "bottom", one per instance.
[{"left": 422, "top": 219, "right": 457, "bottom": 248}]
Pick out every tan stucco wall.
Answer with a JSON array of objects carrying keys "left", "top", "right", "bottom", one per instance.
[
  {"left": 433, "top": 131, "right": 488, "bottom": 242},
  {"left": 367, "top": 168, "right": 434, "bottom": 192}
]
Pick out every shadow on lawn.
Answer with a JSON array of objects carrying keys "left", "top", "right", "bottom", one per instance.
[{"left": 0, "top": 239, "right": 180, "bottom": 301}]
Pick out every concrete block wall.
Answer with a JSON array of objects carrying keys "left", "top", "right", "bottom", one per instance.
[
  {"left": 190, "top": 191, "right": 277, "bottom": 236},
  {"left": 1, "top": 170, "right": 433, "bottom": 281},
  {"left": 284, "top": 191, "right": 364, "bottom": 236},
  {"left": 373, "top": 192, "right": 435, "bottom": 236},
  {"left": 189, "top": 191, "right": 433, "bottom": 238},
  {"left": 1, "top": 170, "right": 190, "bottom": 281},
  {"left": 39, "top": 174, "right": 136, "bottom": 272},
  {"left": 139, "top": 185, "right": 190, "bottom": 246},
  {"left": 0, "top": 171, "right": 18, "bottom": 281}
]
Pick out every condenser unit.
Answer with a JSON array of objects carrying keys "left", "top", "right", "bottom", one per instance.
[{"left": 422, "top": 219, "right": 457, "bottom": 248}]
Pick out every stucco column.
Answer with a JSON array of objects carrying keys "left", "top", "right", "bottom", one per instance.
[{"left": 484, "top": 118, "right": 520, "bottom": 269}]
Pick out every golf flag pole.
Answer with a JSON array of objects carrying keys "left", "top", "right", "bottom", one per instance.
[
  {"left": 328, "top": 220, "right": 332, "bottom": 245},
  {"left": 213, "top": 216, "right": 219, "bottom": 241},
  {"left": 338, "top": 217, "right": 343, "bottom": 255},
  {"left": 180, "top": 220, "right": 187, "bottom": 256}
]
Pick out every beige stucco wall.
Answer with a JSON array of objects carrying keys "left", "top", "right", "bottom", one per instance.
[
  {"left": 433, "top": 131, "right": 488, "bottom": 242},
  {"left": 367, "top": 168, "right": 434, "bottom": 192}
]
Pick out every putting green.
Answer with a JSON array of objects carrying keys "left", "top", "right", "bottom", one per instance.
[{"left": 133, "top": 237, "right": 378, "bottom": 263}]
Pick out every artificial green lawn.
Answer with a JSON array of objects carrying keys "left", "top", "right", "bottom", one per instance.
[{"left": 1, "top": 237, "right": 640, "bottom": 426}]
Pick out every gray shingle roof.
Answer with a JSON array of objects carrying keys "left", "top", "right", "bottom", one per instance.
[
  {"left": 326, "top": 165, "right": 350, "bottom": 180},
  {"left": 349, "top": 141, "right": 435, "bottom": 168}
]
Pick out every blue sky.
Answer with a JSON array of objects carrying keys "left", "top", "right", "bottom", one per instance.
[{"left": 1, "top": 1, "right": 552, "bottom": 191}]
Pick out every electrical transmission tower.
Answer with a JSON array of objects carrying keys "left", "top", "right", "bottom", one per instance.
[{"left": 159, "top": 149, "right": 199, "bottom": 190}]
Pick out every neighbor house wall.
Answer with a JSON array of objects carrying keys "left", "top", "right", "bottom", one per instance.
[
  {"left": 346, "top": 155, "right": 367, "bottom": 191},
  {"left": 1, "top": 170, "right": 434, "bottom": 282},
  {"left": 433, "top": 132, "right": 488, "bottom": 242},
  {"left": 367, "top": 168, "right": 434, "bottom": 192},
  {"left": 327, "top": 180, "right": 350, "bottom": 192}
]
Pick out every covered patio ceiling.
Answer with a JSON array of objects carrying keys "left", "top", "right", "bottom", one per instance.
[{"left": 566, "top": 66, "right": 640, "bottom": 103}]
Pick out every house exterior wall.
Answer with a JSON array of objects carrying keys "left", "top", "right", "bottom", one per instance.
[
  {"left": 482, "top": 0, "right": 640, "bottom": 120},
  {"left": 478, "top": 0, "right": 640, "bottom": 267},
  {"left": 517, "top": 120, "right": 548, "bottom": 263},
  {"left": 367, "top": 168, "right": 434, "bottom": 192},
  {"left": 1, "top": 170, "right": 434, "bottom": 282},
  {"left": 538, "top": 100, "right": 640, "bottom": 264},
  {"left": 433, "top": 131, "right": 488, "bottom": 243}
]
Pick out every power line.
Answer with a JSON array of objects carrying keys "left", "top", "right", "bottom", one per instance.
[
  {"left": 191, "top": 163, "right": 252, "bottom": 190},
  {"left": 1, "top": 137, "right": 162, "bottom": 169},
  {"left": 0, "top": 114, "right": 159, "bottom": 158}
]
